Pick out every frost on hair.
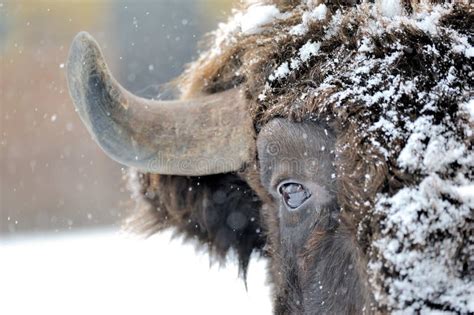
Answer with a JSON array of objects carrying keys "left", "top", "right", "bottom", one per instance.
[{"left": 127, "top": 0, "right": 473, "bottom": 312}]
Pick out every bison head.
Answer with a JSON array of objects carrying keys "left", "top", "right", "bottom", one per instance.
[{"left": 67, "top": 1, "right": 473, "bottom": 314}]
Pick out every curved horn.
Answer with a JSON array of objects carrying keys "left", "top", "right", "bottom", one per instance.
[{"left": 66, "top": 32, "right": 255, "bottom": 175}]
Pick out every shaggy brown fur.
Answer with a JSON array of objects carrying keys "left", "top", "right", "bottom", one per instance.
[
  {"left": 127, "top": 171, "right": 266, "bottom": 277},
  {"left": 126, "top": 0, "right": 473, "bottom": 313}
]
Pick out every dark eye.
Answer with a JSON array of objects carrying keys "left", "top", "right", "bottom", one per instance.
[{"left": 278, "top": 182, "right": 311, "bottom": 210}]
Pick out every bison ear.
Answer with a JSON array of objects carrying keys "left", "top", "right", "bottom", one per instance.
[{"left": 126, "top": 171, "right": 266, "bottom": 278}]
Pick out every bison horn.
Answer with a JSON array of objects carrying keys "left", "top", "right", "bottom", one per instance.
[{"left": 66, "top": 32, "right": 255, "bottom": 175}]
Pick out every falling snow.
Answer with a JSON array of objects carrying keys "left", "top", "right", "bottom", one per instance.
[{"left": 207, "top": 1, "right": 473, "bottom": 313}]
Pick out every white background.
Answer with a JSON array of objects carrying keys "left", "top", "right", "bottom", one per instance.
[{"left": 0, "top": 230, "right": 272, "bottom": 315}]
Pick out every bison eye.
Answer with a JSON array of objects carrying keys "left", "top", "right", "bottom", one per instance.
[{"left": 278, "top": 182, "right": 311, "bottom": 210}]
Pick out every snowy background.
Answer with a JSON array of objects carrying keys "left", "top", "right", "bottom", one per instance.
[
  {"left": 0, "top": 230, "right": 271, "bottom": 315},
  {"left": 0, "top": 1, "right": 272, "bottom": 314}
]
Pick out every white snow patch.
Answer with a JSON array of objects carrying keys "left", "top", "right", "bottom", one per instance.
[
  {"left": 414, "top": 9, "right": 443, "bottom": 35},
  {"left": 454, "top": 185, "right": 474, "bottom": 203},
  {"left": 205, "top": 4, "right": 283, "bottom": 57},
  {"left": 290, "top": 4, "right": 327, "bottom": 36},
  {"left": 460, "top": 99, "right": 474, "bottom": 122},
  {"left": 269, "top": 61, "right": 290, "bottom": 81},
  {"left": 299, "top": 41, "right": 321, "bottom": 62},
  {"left": 378, "top": 0, "right": 403, "bottom": 18},
  {"left": 269, "top": 41, "right": 320, "bottom": 81},
  {"left": 240, "top": 4, "right": 282, "bottom": 35},
  {"left": 368, "top": 117, "right": 401, "bottom": 140},
  {"left": 451, "top": 33, "right": 474, "bottom": 58},
  {"left": 373, "top": 174, "right": 474, "bottom": 313},
  {"left": 323, "top": 9, "right": 343, "bottom": 40},
  {"left": 466, "top": 46, "right": 474, "bottom": 58},
  {"left": 397, "top": 116, "right": 470, "bottom": 173},
  {"left": 358, "top": 37, "right": 374, "bottom": 53}
]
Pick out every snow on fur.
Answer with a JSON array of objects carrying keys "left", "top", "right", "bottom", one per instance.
[
  {"left": 201, "top": 1, "right": 473, "bottom": 313},
  {"left": 207, "top": 3, "right": 284, "bottom": 57},
  {"left": 296, "top": 4, "right": 472, "bottom": 313},
  {"left": 164, "top": 1, "right": 473, "bottom": 313}
]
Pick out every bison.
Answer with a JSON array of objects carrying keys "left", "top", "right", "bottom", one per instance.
[{"left": 66, "top": 0, "right": 473, "bottom": 314}]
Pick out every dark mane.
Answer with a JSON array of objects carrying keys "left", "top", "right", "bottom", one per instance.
[{"left": 126, "top": 171, "right": 266, "bottom": 277}]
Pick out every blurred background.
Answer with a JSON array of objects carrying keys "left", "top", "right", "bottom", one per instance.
[
  {"left": 0, "top": 1, "right": 272, "bottom": 314},
  {"left": 1, "top": 0, "right": 233, "bottom": 235}
]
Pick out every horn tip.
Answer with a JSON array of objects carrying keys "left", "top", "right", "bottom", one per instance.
[
  {"left": 72, "top": 31, "right": 97, "bottom": 49},
  {"left": 66, "top": 31, "right": 104, "bottom": 98},
  {"left": 74, "top": 31, "right": 94, "bottom": 40},
  {"left": 66, "top": 31, "right": 106, "bottom": 132},
  {"left": 68, "top": 31, "right": 100, "bottom": 64}
]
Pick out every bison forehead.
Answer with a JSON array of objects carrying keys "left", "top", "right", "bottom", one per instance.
[
  {"left": 256, "top": 118, "right": 336, "bottom": 191},
  {"left": 177, "top": 1, "right": 473, "bottom": 313}
]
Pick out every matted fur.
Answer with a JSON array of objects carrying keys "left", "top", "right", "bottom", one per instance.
[
  {"left": 126, "top": 170, "right": 266, "bottom": 277},
  {"left": 127, "top": 0, "right": 473, "bottom": 313}
]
